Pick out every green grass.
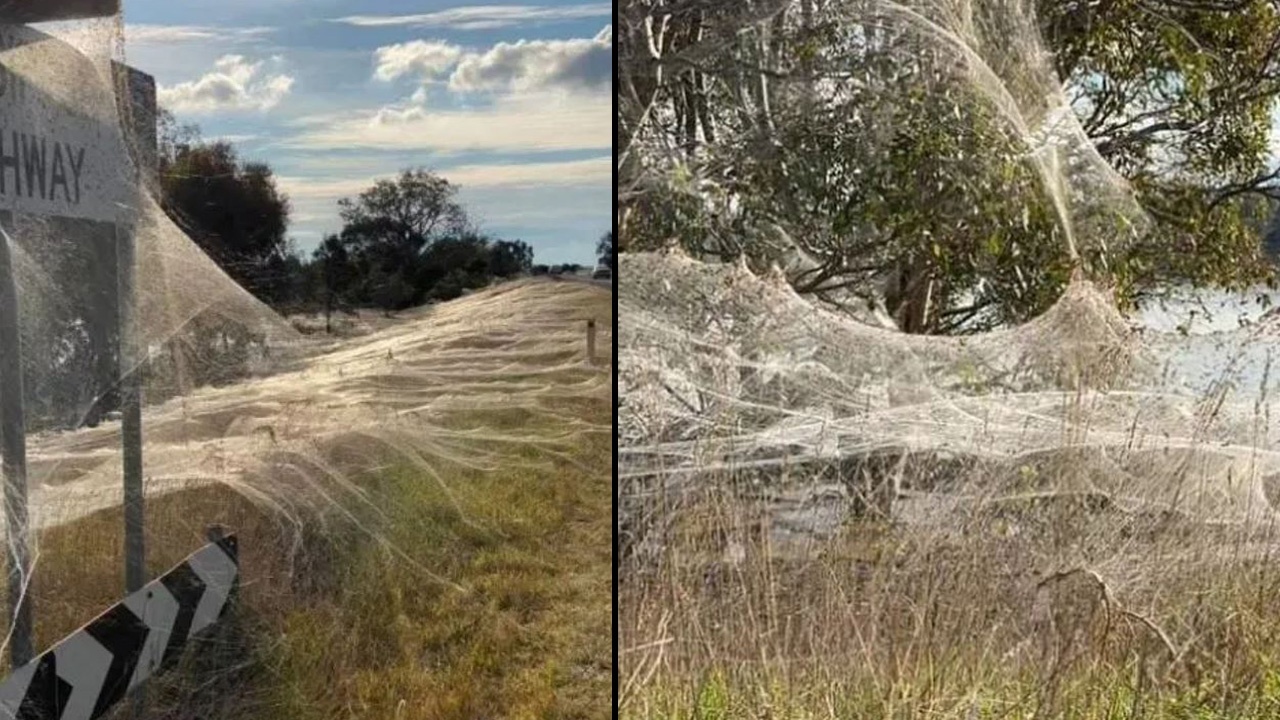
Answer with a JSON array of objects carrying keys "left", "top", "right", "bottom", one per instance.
[
  {"left": 11, "top": 397, "right": 609, "bottom": 719},
  {"left": 253, "top": 433, "right": 612, "bottom": 720},
  {"left": 627, "top": 668, "right": 1280, "bottom": 720}
]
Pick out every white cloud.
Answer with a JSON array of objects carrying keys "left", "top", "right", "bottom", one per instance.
[
  {"left": 208, "top": 133, "right": 261, "bottom": 144},
  {"left": 448, "top": 30, "right": 611, "bottom": 93},
  {"left": 332, "top": 3, "right": 611, "bottom": 31},
  {"left": 444, "top": 156, "right": 610, "bottom": 187},
  {"left": 281, "top": 155, "right": 609, "bottom": 196},
  {"left": 283, "top": 91, "right": 610, "bottom": 154},
  {"left": 371, "top": 26, "right": 612, "bottom": 95},
  {"left": 126, "top": 24, "right": 274, "bottom": 45},
  {"left": 158, "top": 55, "right": 295, "bottom": 114},
  {"left": 374, "top": 40, "right": 464, "bottom": 82}
]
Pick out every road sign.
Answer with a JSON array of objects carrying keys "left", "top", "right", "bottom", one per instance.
[
  {"left": 0, "top": 534, "right": 239, "bottom": 720},
  {"left": 0, "top": 24, "right": 136, "bottom": 224},
  {"left": 0, "top": 20, "right": 154, "bottom": 670},
  {"left": 0, "top": 1, "right": 121, "bottom": 25}
]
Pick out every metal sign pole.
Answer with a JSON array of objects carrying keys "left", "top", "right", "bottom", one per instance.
[
  {"left": 118, "top": 223, "right": 143, "bottom": 596},
  {"left": 114, "top": 56, "right": 155, "bottom": 605},
  {"left": 0, "top": 222, "right": 32, "bottom": 668}
]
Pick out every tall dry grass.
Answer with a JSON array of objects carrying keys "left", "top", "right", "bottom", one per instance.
[{"left": 621, "top": 467, "right": 1280, "bottom": 719}]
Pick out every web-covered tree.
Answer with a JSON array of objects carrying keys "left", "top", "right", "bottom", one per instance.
[
  {"left": 159, "top": 140, "right": 292, "bottom": 303},
  {"left": 619, "top": 0, "right": 1280, "bottom": 332}
]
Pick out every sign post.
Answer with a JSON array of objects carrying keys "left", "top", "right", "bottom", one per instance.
[
  {"left": 0, "top": 217, "right": 31, "bottom": 668},
  {"left": 0, "top": 18, "right": 152, "bottom": 671},
  {"left": 0, "top": 533, "right": 240, "bottom": 720},
  {"left": 114, "top": 63, "right": 155, "bottom": 600}
]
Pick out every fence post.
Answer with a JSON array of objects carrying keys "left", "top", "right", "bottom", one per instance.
[
  {"left": 587, "top": 319, "right": 597, "bottom": 366},
  {"left": 0, "top": 225, "right": 32, "bottom": 668}
]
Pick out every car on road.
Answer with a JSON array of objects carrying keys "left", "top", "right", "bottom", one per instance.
[{"left": 592, "top": 266, "right": 612, "bottom": 280}]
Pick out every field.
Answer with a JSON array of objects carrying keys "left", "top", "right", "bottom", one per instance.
[
  {"left": 5, "top": 278, "right": 613, "bottom": 719},
  {"left": 619, "top": 252, "right": 1280, "bottom": 719}
]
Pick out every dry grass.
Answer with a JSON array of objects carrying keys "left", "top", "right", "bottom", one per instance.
[{"left": 620, "top": 472, "right": 1280, "bottom": 720}]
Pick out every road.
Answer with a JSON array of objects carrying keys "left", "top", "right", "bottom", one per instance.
[{"left": 549, "top": 273, "right": 614, "bottom": 291}]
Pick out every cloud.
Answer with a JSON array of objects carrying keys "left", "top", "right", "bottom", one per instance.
[
  {"left": 280, "top": 156, "right": 609, "bottom": 196},
  {"left": 374, "top": 40, "right": 464, "bottom": 82},
  {"left": 371, "top": 27, "right": 612, "bottom": 95},
  {"left": 158, "top": 55, "right": 295, "bottom": 114},
  {"left": 126, "top": 24, "right": 274, "bottom": 45},
  {"left": 332, "top": 3, "right": 611, "bottom": 31},
  {"left": 282, "top": 91, "right": 611, "bottom": 154},
  {"left": 448, "top": 29, "right": 611, "bottom": 93},
  {"left": 439, "top": 156, "right": 610, "bottom": 187},
  {"left": 208, "top": 133, "right": 262, "bottom": 144}
]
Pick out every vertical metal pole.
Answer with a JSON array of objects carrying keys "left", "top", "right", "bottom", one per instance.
[
  {"left": 118, "top": 223, "right": 146, "bottom": 720},
  {"left": 0, "top": 222, "right": 32, "bottom": 668},
  {"left": 114, "top": 63, "right": 156, "bottom": 720},
  {"left": 118, "top": 224, "right": 144, "bottom": 596},
  {"left": 587, "top": 319, "right": 596, "bottom": 366}
]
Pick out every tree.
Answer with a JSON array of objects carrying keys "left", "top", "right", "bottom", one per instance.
[
  {"left": 1037, "top": 0, "right": 1280, "bottom": 295},
  {"left": 160, "top": 140, "right": 292, "bottom": 303},
  {"left": 156, "top": 107, "right": 200, "bottom": 166},
  {"left": 489, "top": 239, "right": 535, "bottom": 278},
  {"left": 337, "top": 168, "right": 469, "bottom": 273},
  {"left": 418, "top": 234, "right": 494, "bottom": 300},
  {"left": 597, "top": 231, "right": 615, "bottom": 269},
  {"left": 619, "top": 0, "right": 1280, "bottom": 333},
  {"left": 313, "top": 235, "right": 355, "bottom": 332}
]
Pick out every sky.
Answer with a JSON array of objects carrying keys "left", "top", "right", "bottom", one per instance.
[{"left": 110, "top": 0, "right": 612, "bottom": 266}]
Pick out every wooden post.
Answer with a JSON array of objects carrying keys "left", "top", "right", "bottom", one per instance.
[
  {"left": 587, "top": 319, "right": 597, "bottom": 366},
  {"left": 0, "top": 222, "right": 32, "bottom": 667}
]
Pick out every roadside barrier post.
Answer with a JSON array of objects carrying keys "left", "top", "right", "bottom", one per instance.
[{"left": 587, "top": 319, "right": 597, "bottom": 366}]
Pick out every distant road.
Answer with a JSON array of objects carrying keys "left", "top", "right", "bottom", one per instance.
[{"left": 547, "top": 273, "right": 614, "bottom": 291}]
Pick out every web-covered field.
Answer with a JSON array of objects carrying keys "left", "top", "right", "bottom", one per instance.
[{"left": 23, "top": 278, "right": 611, "bottom": 534}]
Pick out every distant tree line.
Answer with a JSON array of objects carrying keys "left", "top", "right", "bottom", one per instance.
[{"left": 157, "top": 115, "right": 540, "bottom": 318}]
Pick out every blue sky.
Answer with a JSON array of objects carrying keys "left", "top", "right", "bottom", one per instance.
[{"left": 112, "top": 0, "right": 611, "bottom": 265}]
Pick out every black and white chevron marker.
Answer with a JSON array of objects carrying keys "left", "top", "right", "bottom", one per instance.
[{"left": 0, "top": 534, "right": 238, "bottom": 720}]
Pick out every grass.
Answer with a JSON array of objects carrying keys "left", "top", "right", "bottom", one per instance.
[
  {"left": 619, "top": 477, "right": 1280, "bottom": 720},
  {"left": 252, "top": 431, "right": 612, "bottom": 720},
  {"left": 6, "top": 286, "right": 613, "bottom": 719}
]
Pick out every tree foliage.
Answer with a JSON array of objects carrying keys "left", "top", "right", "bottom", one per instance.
[
  {"left": 618, "top": 0, "right": 1280, "bottom": 333},
  {"left": 1039, "top": 0, "right": 1280, "bottom": 295},
  {"left": 159, "top": 140, "right": 293, "bottom": 303},
  {"left": 597, "top": 231, "right": 615, "bottom": 269}
]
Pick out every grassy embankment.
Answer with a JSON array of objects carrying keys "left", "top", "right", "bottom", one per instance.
[
  {"left": 11, "top": 283, "right": 613, "bottom": 719},
  {"left": 621, "top": 478, "right": 1280, "bottom": 720}
]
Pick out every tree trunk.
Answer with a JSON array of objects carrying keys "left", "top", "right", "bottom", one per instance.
[{"left": 885, "top": 258, "right": 936, "bottom": 334}]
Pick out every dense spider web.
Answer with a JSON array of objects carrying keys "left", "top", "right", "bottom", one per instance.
[{"left": 619, "top": 0, "right": 1280, "bottom": 566}]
